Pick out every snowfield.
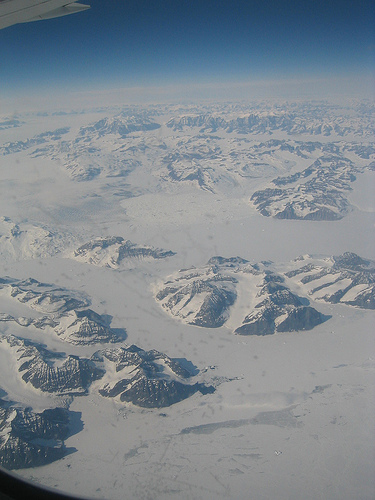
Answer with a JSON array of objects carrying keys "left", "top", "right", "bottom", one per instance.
[{"left": 0, "top": 99, "right": 374, "bottom": 500}]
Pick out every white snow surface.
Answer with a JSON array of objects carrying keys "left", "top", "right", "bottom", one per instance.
[{"left": 0, "top": 99, "right": 374, "bottom": 500}]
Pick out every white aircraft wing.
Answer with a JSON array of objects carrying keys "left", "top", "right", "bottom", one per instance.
[{"left": 0, "top": 0, "right": 90, "bottom": 30}]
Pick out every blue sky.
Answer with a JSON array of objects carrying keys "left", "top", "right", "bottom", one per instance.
[{"left": 0, "top": 0, "right": 374, "bottom": 96}]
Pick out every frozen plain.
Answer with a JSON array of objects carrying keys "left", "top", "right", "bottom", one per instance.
[{"left": 0, "top": 99, "right": 374, "bottom": 499}]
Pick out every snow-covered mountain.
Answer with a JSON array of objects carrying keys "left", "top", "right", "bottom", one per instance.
[
  {"left": 72, "top": 236, "right": 176, "bottom": 269},
  {"left": 284, "top": 252, "right": 375, "bottom": 308},
  {"left": 0, "top": 217, "right": 74, "bottom": 261},
  {"left": 92, "top": 346, "right": 214, "bottom": 408},
  {"left": 0, "top": 128, "right": 69, "bottom": 155},
  {"left": 78, "top": 115, "right": 161, "bottom": 138},
  {"left": 251, "top": 155, "right": 369, "bottom": 220},
  {"left": 0, "top": 103, "right": 373, "bottom": 212},
  {"left": 0, "top": 272, "right": 215, "bottom": 468},
  {"left": 155, "top": 256, "right": 327, "bottom": 335},
  {"left": 0, "top": 276, "right": 122, "bottom": 344},
  {"left": 0, "top": 332, "right": 213, "bottom": 408},
  {"left": 0, "top": 335, "right": 104, "bottom": 395},
  {"left": 156, "top": 252, "right": 374, "bottom": 334}
]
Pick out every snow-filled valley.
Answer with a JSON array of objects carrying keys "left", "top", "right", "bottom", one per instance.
[{"left": 0, "top": 99, "right": 374, "bottom": 500}]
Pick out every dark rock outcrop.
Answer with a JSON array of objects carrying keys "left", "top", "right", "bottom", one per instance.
[
  {"left": 0, "top": 401, "right": 76, "bottom": 470},
  {"left": 94, "top": 346, "right": 214, "bottom": 408},
  {"left": 1, "top": 336, "right": 104, "bottom": 395},
  {"left": 235, "top": 274, "right": 326, "bottom": 336}
]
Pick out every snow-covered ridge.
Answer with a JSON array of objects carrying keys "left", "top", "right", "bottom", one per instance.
[
  {"left": 0, "top": 117, "right": 23, "bottom": 130},
  {"left": 0, "top": 276, "right": 122, "bottom": 345},
  {"left": 0, "top": 335, "right": 104, "bottom": 395},
  {"left": 72, "top": 236, "right": 176, "bottom": 269},
  {"left": 92, "top": 346, "right": 213, "bottom": 408},
  {"left": 251, "top": 155, "right": 374, "bottom": 220},
  {"left": 0, "top": 274, "right": 216, "bottom": 469},
  {"left": 156, "top": 252, "right": 375, "bottom": 334},
  {"left": 0, "top": 217, "right": 75, "bottom": 262},
  {"left": 0, "top": 332, "right": 214, "bottom": 410},
  {"left": 166, "top": 108, "right": 374, "bottom": 137},
  {"left": 155, "top": 256, "right": 326, "bottom": 335},
  {"left": 284, "top": 252, "right": 375, "bottom": 308},
  {"left": 0, "top": 128, "right": 69, "bottom": 155},
  {"left": 78, "top": 115, "right": 161, "bottom": 138}
]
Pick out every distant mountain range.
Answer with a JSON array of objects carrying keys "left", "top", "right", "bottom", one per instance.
[
  {"left": 166, "top": 109, "right": 374, "bottom": 136},
  {"left": 1, "top": 103, "right": 373, "bottom": 213}
]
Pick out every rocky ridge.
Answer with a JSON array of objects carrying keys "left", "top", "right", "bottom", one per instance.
[
  {"left": 0, "top": 277, "right": 215, "bottom": 468},
  {"left": 234, "top": 272, "right": 326, "bottom": 335},
  {"left": 78, "top": 115, "right": 161, "bottom": 138},
  {"left": 166, "top": 108, "right": 374, "bottom": 137},
  {"left": 0, "top": 334, "right": 213, "bottom": 409},
  {"left": 30, "top": 114, "right": 161, "bottom": 181},
  {"left": 0, "top": 128, "right": 69, "bottom": 155}
]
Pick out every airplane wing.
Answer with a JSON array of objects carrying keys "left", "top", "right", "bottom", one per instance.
[{"left": 0, "top": 0, "right": 90, "bottom": 30}]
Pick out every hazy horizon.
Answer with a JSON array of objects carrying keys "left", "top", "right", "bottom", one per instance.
[{"left": 0, "top": 0, "right": 374, "bottom": 98}]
